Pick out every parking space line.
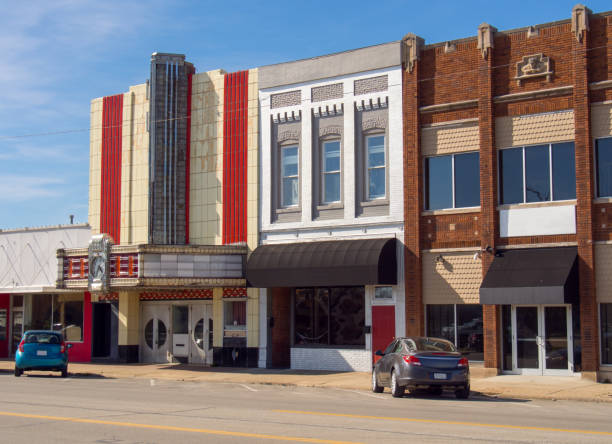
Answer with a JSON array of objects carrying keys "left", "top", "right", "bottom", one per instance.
[
  {"left": 273, "top": 409, "right": 612, "bottom": 437},
  {"left": 0, "top": 411, "right": 360, "bottom": 443},
  {"left": 239, "top": 384, "right": 258, "bottom": 392}
]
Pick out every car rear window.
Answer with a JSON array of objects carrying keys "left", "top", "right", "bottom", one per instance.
[
  {"left": 411, "top": 338, "right": 456, "bottom": 352},
  {"left": 24, "top": 333, "right": 62, "bottom": 344}
]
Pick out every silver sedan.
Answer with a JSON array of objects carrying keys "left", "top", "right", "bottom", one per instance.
[{"left": 372, "top": 337, "right": 470, "bottom": 398}]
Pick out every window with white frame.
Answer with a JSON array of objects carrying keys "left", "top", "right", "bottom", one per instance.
[
  {"left": 281, "top": 145, "right": 299, "bottom": 207},
  {"left": 499, "top": 142, "right": 575, "bottom": 205},
  {"left": 322, "top": 140, "right": 341, "bottom": 203},
  {"left": 424, "top": 152, "right": 480, "bottom": 210},
  {"left": 366, "top": 135, "right": 386, "bottom": 199},
  {"left": 595, "top": 137, "right": 612, "bottom": 198}
]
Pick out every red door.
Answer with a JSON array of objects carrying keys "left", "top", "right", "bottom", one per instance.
[
  {"left": 0, "top": 294, "right": 9, "bottom": 358},
  {"left": 372, "top": 305, "right": 395, "bottom": 364}
]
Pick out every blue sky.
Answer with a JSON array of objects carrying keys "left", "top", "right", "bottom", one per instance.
[{"left": 0, "top": 0, "right": 609, "bottom": 230}]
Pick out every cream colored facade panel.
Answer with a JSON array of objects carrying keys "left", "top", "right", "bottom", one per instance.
[
  {"left": 596, "top": 244, "right": 612, "bottom": 303},
  {"left": 247, "top": 287, "right": 259, "bottom": 348},
  {"left": 89, "top": 98, "right": 103, "bottom": 235},
  {"left": 421, "top": 122, "right": 479, "bottom": 156},
  {"left": 422, "top": 252, "right": 482, "bottom": 304},
  {"left": 213, "top": 287, "right": 223, "bottom": 347},
  {"left": 119, "top": 84, "right": 149, "bottom": 245},
  {"left": 592, "top": 104, "right": 612, "bottom": 139},
  {"left": 496, "top": 111, "right": 575, "bottom": 148},
  {"left": 190, "top": 70, "right": 224, "bottom": 245}
]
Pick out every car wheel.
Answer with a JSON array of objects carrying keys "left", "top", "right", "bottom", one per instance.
[
  {"left": 14, "top": 367, "right": 22, "bottom": 377},
  {"left": 61, "top": 367, "right": 68, "bottom": 378},
  {"left": 455, "top": 383, "right": 470, "bottom": 399},
  {"left": 390, "top": 370, "right": 405, "bottom": 398},
  {"left": 372, "top": 370, "right": 384, "bottom": 393},
  {"left": 427, "top": 386, "right": 443, "bottom": 396}
]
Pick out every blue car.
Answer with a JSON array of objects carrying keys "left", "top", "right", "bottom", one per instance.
[{"left": 14, "top": 330, "right": 72, "bottom": 377}]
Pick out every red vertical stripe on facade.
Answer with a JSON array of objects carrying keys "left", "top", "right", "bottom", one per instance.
[
  {"left": 100, "top": 94, "right": 123, "bottom": 244},
  {"left": 222, "top": 71, "right": 248, "bottom": 245},
  {"left": 186, "top": 73, "right": 192, "bottom": 244}
]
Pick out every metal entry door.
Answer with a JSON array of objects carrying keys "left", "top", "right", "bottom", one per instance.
[
  {"left": 512, "top": 305, "right": 573, "bottom": 375},
  {"left": 141, "top": 304, "right": 170, "bottom": 363},
  {"left": 189, "top": 303, "right": 213, "bottom": 365}
]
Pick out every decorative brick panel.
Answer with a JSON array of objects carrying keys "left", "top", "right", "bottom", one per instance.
[
  {"left": 421, "top": 213, "right": 481, "bottom": 250},
  {"left": 594, "top": 203, "right": 612, "bottom": 241},
  {"left": 140, "top": 289, "right": 213, "bottom": 300},
  {"left": 492, "top": 23, "right": 574, "bottom": 98},
  {"left": 223, "top": 287, "right": 247, "bottom": 298},
  {"left": 311, "top": 83, "right": 343, "bottom": 102},
  {"left": 270, "top": 90, "right": 301, "bottom": 109},
  {"left": 354, "top": 75, "right": 388, "bottom": 95},
  {"left": 496, "top": 110, "right": 575, "bottom": 148},
  {"left": 422, "top": 252, "right": 482, "bottom": 304},
  {"left": 591, "top": 104, "right": 612, "bottom": 139},
  {"left": 421, "top": 121, "right": 479, "bottom": 156}
]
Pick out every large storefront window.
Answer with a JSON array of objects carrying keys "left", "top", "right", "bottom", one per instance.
[
  {"left": 426, "top": 304, "right": 483, "bottom": 361},
  {"left": 601, "top": 304, "right": 612, "bottom": 365},
  {"left": 294, "top": 287, "right": 365, "bottom": 347},
  {"left": 24, "top": 294, "right": 84, "bottom": 341}
]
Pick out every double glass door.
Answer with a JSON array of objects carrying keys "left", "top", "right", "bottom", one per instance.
[{"left": 512, "top": 305, "right": 573, "bottom": 375}]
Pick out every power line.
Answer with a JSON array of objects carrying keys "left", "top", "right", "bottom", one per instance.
[{"left": 1, "top": 42, "right": 611, "bottom": 142}]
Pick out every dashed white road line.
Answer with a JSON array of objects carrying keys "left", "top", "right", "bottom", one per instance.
[{"left": 240, "top": 384, "right": 258, "bottom": 392}]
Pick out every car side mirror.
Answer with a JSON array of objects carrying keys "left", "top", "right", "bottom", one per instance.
[
  {"left": 375, "top": 350, "right": 384, "bottom": 357},
  {"left": 66, "top": 343, "right": 73, "bottom": 350}
]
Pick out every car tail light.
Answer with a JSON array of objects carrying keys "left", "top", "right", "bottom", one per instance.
[
  {"left": 458, "top": 357, "right": 469, "bottom": 368},
  {"left": 18, "top": 340, "right": 24, "bottom": 353},
  {"left": 403, "top": 355, "right": 422, "bottom": 366},
  {"left": 60, "top": 342, "right": 66, "bottom": 354}
]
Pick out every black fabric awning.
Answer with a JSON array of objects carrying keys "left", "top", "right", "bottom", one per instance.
[
  {"left": 246, "top": 238, "right": 397, "bottom": 288},
  {"left": 479, "top": 247, "right": 578, "bottom": 305}
]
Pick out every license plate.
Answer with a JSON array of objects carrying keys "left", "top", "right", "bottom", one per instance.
[
  {"left": 36, "top": 350, "right": 47, "bottom": 356},
  {"left": 433, "top": 372, "right": 447, "bottom": 380}
]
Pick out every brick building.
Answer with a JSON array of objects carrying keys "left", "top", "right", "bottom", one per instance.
[{"left": 402, "top": 5, "right": 612, "bottom": 380}]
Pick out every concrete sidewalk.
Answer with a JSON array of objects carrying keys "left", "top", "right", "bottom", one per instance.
[{"left": 2, "top": 360, "right": 611, "bottom": 403}]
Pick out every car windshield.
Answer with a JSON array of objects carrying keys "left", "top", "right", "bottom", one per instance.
[
  {"left": 24, "top": 333, "right": 62, "bottom": 344},
  {"left": 411, "top": 337, "right": 456, "bottom": 352}
]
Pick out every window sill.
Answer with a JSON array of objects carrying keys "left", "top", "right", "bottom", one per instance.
[
  {"left": 360, "top": 198, "right": 389, "bottom": 208},
  {"left": 316, "top": 202, "right": 344, "bottom": 211},
  {"left": 594, "top": 197, "right": 612, "bottom": 204},
  {"left": 276, "top": 206, "right": 301, "bottom": 214},
  {"left": 497, "top": 200, "right": 576, "bottom": 211},
  {"left": 421, "top": 207, "right": 480, "bottom": 216}
]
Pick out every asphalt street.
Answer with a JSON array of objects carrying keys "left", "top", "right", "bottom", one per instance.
[{"left": 0, "top": 373, "right": 611, "bottom": 443}]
